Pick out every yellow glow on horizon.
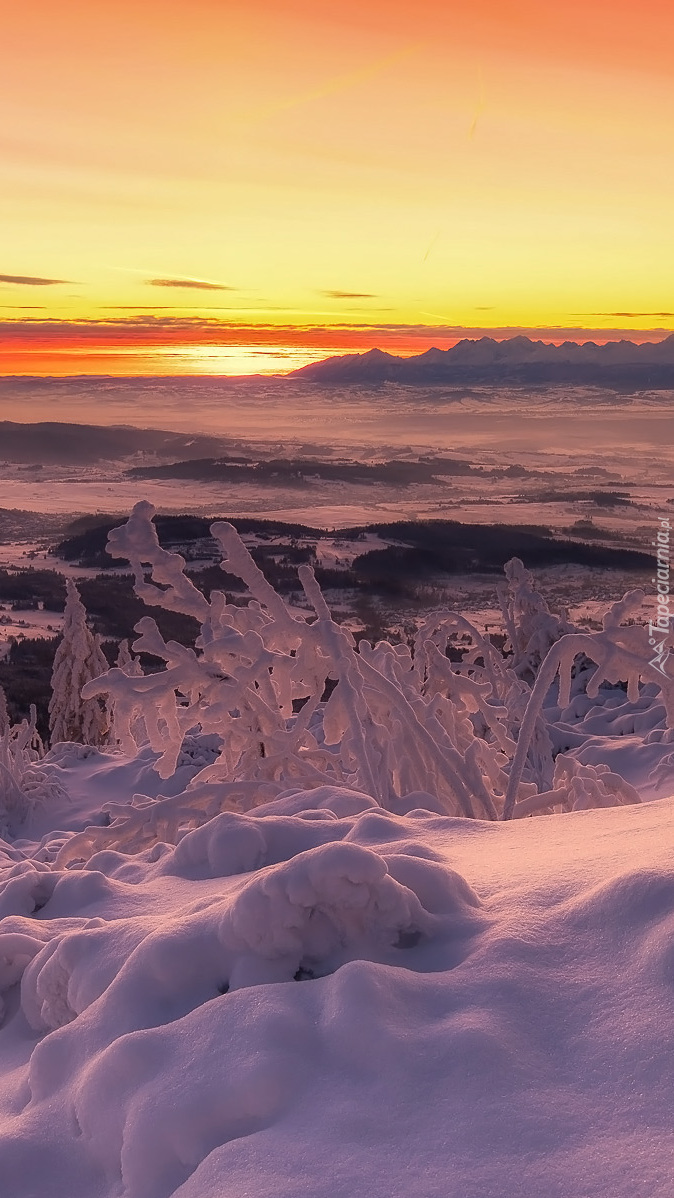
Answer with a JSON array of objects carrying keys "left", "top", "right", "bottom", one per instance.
[
  {"left": 154, "top": 345, "right": 350, "bottom": 375},
  {"left": 1, "top": 0, "right": 673, "bottom": 371}
]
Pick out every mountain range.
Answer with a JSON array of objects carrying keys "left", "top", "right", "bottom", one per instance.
[{"left": 289, "top": 334, "right": 674, "bottom": 385}]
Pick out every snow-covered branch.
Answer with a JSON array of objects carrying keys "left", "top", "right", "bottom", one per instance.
[{"left": 76, "top": 502, "right": 672, "bottom": 844}]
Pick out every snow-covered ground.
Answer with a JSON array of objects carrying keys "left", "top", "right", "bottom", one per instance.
[
  {"left": 1, "top": 749, "right": 673, "bottom": 1198},
  {"left": 0, "top": 467, "right": 668, "bottom": 543},
  {"left": 0, "top": 610, "right": 62, "bottom": 658}
]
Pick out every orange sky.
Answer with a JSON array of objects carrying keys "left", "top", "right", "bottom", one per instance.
[{"left": 2, "top": 0, "right": 673, "bottom": 375}]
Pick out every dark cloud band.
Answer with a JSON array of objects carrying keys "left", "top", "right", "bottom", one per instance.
[
  {"left": 0, "top": 274, "right": 71, "bottom": 286},
  {"left": 2, "top": 317, "right": 673, "bottom": 347},
  {"left": 319, "top": 290, "right": 377, "bottom": 299},
  {"left": 575, "top": 311, "right": 674, "bottom": 318},
  {"left": 146, "top": 278, "right": 235, "bottom": 291}
]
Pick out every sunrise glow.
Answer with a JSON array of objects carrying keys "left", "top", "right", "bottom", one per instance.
[{"left": 2, "top": 0, "right": 673, "bottom": 375}]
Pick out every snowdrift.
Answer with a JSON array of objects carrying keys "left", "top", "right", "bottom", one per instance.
[{"left": 1, "top": 774, "right": 673, "bottom": 1198}]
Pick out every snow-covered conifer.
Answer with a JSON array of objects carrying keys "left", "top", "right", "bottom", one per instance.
[{"left": 48, "top": 579, "right": 109, "bottom": 746}]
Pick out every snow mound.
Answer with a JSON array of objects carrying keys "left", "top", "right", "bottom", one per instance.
[
  {"left": 0, "top": 775, "right": 672, "bottom": 1198},
  {"left": 13, "top": 829, "right": 482, "bottom": 1046},
  {"left": 220, "top": 840, "right": 466, "bottom": 990}
]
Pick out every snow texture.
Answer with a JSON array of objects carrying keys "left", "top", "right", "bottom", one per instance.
[{"left": 0, "top": 762, "right": 673, "bottom": 1198}]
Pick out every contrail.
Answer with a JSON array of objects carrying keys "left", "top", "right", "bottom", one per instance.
[
  {"left": 422, "top": 231, "right": 441, "bottom": 263},
  {"left": 237, "top": 41, "right": 426, "bottom": 124},
  {"left": 468, "top": 66, "right": 486, "bottom": 139}
]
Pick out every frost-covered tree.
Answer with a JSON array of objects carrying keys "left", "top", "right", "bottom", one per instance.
[
  {"left": 107, "top": 639, "right": 145, "bottom": 748},
  {"left": 496, "top": 556, "right": 574, "bottom": 679},
  {"left": 48, "top": 579, "right": 109, "bottom": 746}
]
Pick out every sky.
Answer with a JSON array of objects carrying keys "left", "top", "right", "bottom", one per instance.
[{"left": 2, "top": 0, "right": 674, "bottom": 375}]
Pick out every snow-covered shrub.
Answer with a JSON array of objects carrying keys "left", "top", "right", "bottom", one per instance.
[
  {"left": 496, "top": 556, "right": 575, "bottom": 678},
  {"left": 78, "top": 502, "right": 672, "bottom": 844},
  {"left": 0, "top": 708, "right": 66, "bottom": 838},
  {"left": 83, "top": 503, "right": 504, "bottom": 822},
  {"left": 501, "top": 588, "right": 673, "bottom": 818},
  {"left": 510, "top": 753, "right": 641, "bottom": 817},
  {"left": 49, "top": 579, "right": 109, "bottom": 747}
]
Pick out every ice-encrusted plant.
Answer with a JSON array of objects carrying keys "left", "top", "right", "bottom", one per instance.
[
  {"left": 83, "top": 503, "right": 508, "bottom": 823},
  {"left": 0, "top": 707, "right": 66, "bottom": 838},
  {"left": 77, "top": 502, "right": 672, "bottom": 854},
  {"left": 106, "top": 637, "right": 145, "bottom": 748},
  {"left": 500, "top": 588, "right": 674, "bottom": 818},
  {"left": 496, "top": 556, "right": 575, "bottom": 680}
]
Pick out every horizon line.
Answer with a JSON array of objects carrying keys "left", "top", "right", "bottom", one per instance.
[{"left": 2, "top": 326, "right": 674, "bottom": 380}]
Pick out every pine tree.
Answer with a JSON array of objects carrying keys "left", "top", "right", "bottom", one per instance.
[{"left": 48, "top": 580, "right": 109, "bottom": 746}]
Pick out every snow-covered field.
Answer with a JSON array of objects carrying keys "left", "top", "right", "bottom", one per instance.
[
  {"left": 1, "top": 378, "right": 673, "bottom": 537},
  {"left": 0, "top": 459, "right": 668, "bottom": 542}
]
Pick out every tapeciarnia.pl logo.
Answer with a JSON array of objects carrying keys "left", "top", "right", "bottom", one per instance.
[{"left": 649, "top": 516, "right": 672, "bottom": 677}]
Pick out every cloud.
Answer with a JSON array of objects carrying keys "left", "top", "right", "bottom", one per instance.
[
  {"left": 0, "top": 273, "right": 72, "bottom": 286},
  {"left": 146, "top": 277, "right": 236, "bottom": 291},
  {"left": 2, "top": 317, "right": 673, "bottom": 360},
  {"left": 105, "top": 305, "right": 241, "bottom": 310},
  {"left": 575, "top": 312, "right": 674, "bottom": 318},
  {"left": 319, "top": 290, "right": 378, "bottom": 300}
]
